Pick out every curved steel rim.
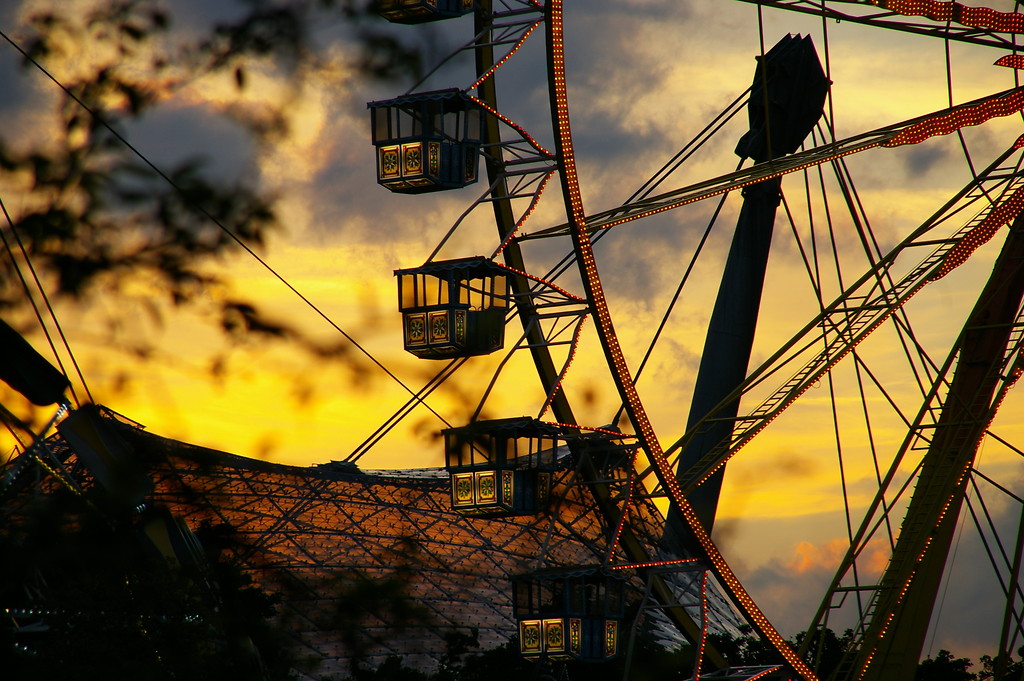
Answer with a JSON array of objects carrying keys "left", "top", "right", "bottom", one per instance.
[{"left": 542, "top": 2, "right": 817, "bottom": 678}]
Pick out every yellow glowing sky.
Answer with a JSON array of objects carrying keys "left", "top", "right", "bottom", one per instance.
[
  {"left": 3, "top": 0, "right": 1022, "bottom": 496},
  {"left": 0, "top": 6, "right": 1017, "bottom": 450},
  {"left": 4, "top": 0, "right": 1024, "bottom": 653}
]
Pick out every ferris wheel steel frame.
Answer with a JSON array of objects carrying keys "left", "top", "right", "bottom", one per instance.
[
  {"left": 538, "top": 2, "right": 817, "bottom": 679},
  {"left": 833, "top": 208, "right": 1024, "bottom": 679},
  {"left": 470, "top": 0, "right": 735, "bottom": 668},
  {"left": 731, "top": 0, "right": 1024, "bottom": 50},
  {"left": 374, "top": 1, "right": 1024, "bottom": 679},
  {"left": 0, "top": 0, "right": 1020, "bottom": 677}
]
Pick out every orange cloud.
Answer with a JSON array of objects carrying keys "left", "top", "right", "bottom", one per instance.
[
  {"left": 788, "top": 538, "right": 848, "bottom": 574},
  {"left": 787, "top": 536, "right": 892, "bottom": 578}
]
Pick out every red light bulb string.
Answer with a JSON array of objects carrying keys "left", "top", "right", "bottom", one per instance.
[
  {"left": 493, "top": 261, "right": 586, "bottom": 303},
  {"left": 883, "top": 89, "right": 1024, "bottom": 147},
  {"left": 931, "top": 185, "right": 1024, "bottom": 281},
  {"left": 468, "top": 18, "right": 544, "bottom": 92},
  {"left": 467, "top": 95, "right": 553, "bottom": 157},
  {"left": 694, "top": 570, "right": 709, "bottom": 681},
  {"left": 546, "top": 2, "right": 817, "bottom": 678},
  {"left": 494, "top": 169, "right": 557, "bottom": 257},
  {"left": 537, "top": 313, "right": 589, "bottom": 419},
  {"left": 550, "top": 422, "right": 632, "bottom": 438},
  {"left": 873, "top": 0, "right": 1024, "bottom": 33},
  {"left": 608, "top": 558, "right": 701, "bottom": 571},
  {"left": 996, "top": 54, "right": 1024, "bottom": 70},
  {"left": 605, "top": 458, "right": 638, "bottom": 562}
]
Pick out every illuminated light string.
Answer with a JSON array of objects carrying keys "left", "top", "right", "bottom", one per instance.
[
  {"left": 873, "top": 0, "right": 1024, "bottom": 33},
  {"left": 494, "top": 169, "right": 557, "bottom": 257},
  {"left": 537, "top": 313, "right": 589, "bottom": 419},
  {"left": 693, "top": 570, "right": 710, "bottom": 681},
  {"left": 608, "top": 558, "right": 700, "bottom": 571},
  {"left": 545, "top": 2, "right": 817, "bottom": 679},
  {"left": 883, "top": 90, "right": 1024, "bottom": 147},
  {"left": 989, "top": 353, "right": 1024, "bottom": 415},
  {"left": 493, "top": 260, "right": 585, "bottom": 302},
  {"left": 607, "top": 456, "right": 639, "bottom": 558},
  {"left": 857, "top": 461, "right": 978, "bottom": 680},
  {"left": 468, "top": 18, "right": 544, "bottom": 92},
  {"left": 931, "top": 185, "right": 1024, "bottom": 281},
  {"left": 996, "top": 54, "right": 1024, "bottom": 70},
  {"left": 467, "top": 95, "right": 553, "bottom": 157},
  {"left": 549, "top": 422, "right": 631, "bottom": 438},
  {"left": 29, "top": 455, "right": 78, "bottom": 495},
  {"left": 607, "top": 498, "right": 630, "bottom": 562},
  {"left": 748, "top": 669, "right": 784, "bottom": 681},
  {"left": 651, "top": 417, "right": 819, "bottom": 680},
  {"left": 857, "top": 567, "right": 921, "bottom": 681}
]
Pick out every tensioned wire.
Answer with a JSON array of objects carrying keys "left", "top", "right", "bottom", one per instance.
[
  {"left": 356, "top": 86, "right": 750, "bottom": 453},
  {"left": 354, "top": 27, "right": 755, "bottom": 454},
  {"left": 929, "top": 3, "right": 1023, "bottom": 654},
  {"left": 965, "top": 474, "right": 1024, "bottom": 632},
  {"left": 0, "top": 26, "right": 454, "bottom": 431},
  {"left": 0, "top": 195, "right": 89, "bottom": 408}
]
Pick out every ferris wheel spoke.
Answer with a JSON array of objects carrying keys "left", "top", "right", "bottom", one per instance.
[
  {"left": 668, "top": 144, "right": 1024, "bottom": 497},
  {"left": 811, "top": 210, "right": 1024, "bottom": 681},
  {"left": 517, "top": 86, "right": 1024, "bottom": 243},
  {"left": 732, "top": 0, "right": 1024, "bottom": 50}
]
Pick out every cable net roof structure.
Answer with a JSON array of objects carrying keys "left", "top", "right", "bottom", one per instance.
[{"left": 6, "top": 408, "right": 709, "bottom": 679}]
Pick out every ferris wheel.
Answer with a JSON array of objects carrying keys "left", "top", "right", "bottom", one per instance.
[{"left": 360, "top": 2, "right": 1024, "bottom": 680}]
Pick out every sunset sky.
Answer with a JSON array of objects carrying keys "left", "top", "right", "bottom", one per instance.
[{"left": 3, "top": 0, "right": 1024, "bottom": 662}]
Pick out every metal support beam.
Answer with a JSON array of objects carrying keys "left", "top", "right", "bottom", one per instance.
[{"left": 850, "top": 210, "right": 1024, "bottom": 681}]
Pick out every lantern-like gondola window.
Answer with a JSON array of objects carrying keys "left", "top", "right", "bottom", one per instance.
[
  {"left": 513, "top": 567, "right": 626, "bottom": 662},
  {"left": 444, "top": 417, "right": 560, "bottom": 517},
  {"left": 375, "top": 0, "right": 474, "bottom": 24},
  {"left": 369, "top": 88, "right": 483, "bottom": 193},
  {"left": 396, "top": 257, "right": 509, "bottom": 359}
]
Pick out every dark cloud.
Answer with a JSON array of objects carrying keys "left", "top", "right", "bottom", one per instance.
[
  {"left": 122, "top": 102, "right": 255, "bottom": 182},
  {"left": 903, "top": 143, "right": 953, "bottom": 178},
  {"left": 0, "top": 46, "right": 46, "bottom": 125}
]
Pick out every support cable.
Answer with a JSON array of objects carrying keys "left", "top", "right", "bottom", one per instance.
[
  {"left": 942, "top": 14, "right": 982, "bottom": 185},
  {"left": 0, "top": 27, "right": 451, "bottom": 430},
  {"left": 610, "top": 176, "right": 738, "bottom": 429},
  {"left": 521, "top": 86, "right": 750, "bottom": 314},
  {"left": 625, "top": 89, "right": 749, "bottom": 205},
  {"left": 347, "top": 357, "right": 465, "bottom": 463},
  {"left": 0, "top": 196, "right": 86, "bottom": 406}
]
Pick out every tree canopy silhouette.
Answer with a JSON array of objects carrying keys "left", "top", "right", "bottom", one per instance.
[
  {"left": 0, "top": 0, "right": 431, "bottom": 435},
  {"left": 1, "top": 1, "right": 421, "bottom": 367}
]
